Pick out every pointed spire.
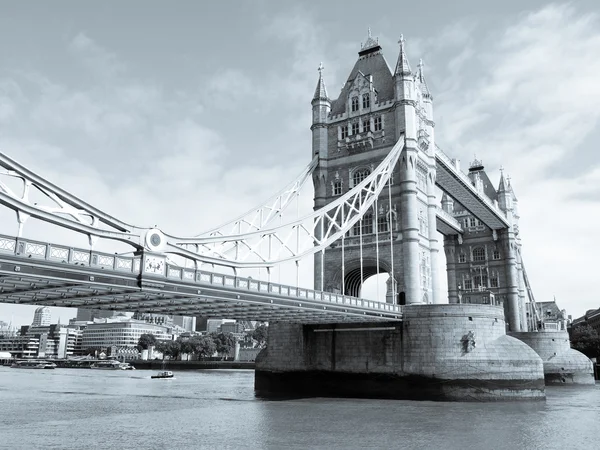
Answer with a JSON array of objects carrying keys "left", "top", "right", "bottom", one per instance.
[
  {"left": 498, "top": 167, "right": 507, "bottom": 192},
  {"left": 312, "top": 62, "right": 328, "bottom": 102},
  {"left": 417, "top": 58, "right": 432, "bottom": 98},
  {"left": 395, "top": 34, "right": 412, "bottom": 77}
]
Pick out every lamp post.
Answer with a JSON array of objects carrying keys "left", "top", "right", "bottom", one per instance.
[{"left": 457, "top": 283, "right": 462, "bottom": 304}]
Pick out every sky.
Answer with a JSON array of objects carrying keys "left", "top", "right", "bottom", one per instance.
[{"left": 1, "top": 0, "right": 599, "bottom": 327}]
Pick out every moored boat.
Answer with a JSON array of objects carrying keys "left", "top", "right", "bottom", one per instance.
[
  {"left": 90, "top": 360, "right": 135, "bottom": 370},
  {"left": 11, "top": 360, "right": 57, "bottom": 369}
]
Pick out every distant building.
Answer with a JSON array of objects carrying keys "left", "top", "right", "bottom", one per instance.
[
  {"left": 0, "top": 324, "right": 83, "bottom": 359},
  {"left": 81, "top": 316, "right": 173, "bottom": 358},
  {"left": 76, "top": 309, "right": 115, "bottom": 322},
  {"left": 529, "top": 301, "right": 568, "bottom": 332},
  {"left": 195, "top": 317, "right": 209, "bottom": 332},
  {"left": 172, "top": 316, "right": 196, "bottom": 333},
  {"left": 571, "top": 307, "right": 600, "bottom": 334},
  {"left": 32, "top": 307, "right": 51, "bottom": 326},
  {"left": 207, "top": 319, "right": 224, "bottom": 334},
  {"left": 132, "top": 312, "right": 173, "bottom": 326},
  {"left": 220, "top": 322, "right": 245, "bottom": 335}
]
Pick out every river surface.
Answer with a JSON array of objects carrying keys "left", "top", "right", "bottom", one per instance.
[{"left": 0, "top": 367, "right": 598, "bottom": 450}]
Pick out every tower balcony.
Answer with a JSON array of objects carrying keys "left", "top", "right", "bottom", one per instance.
[{"left": 338, "top": 131, "right": 382, "bottom": 152}]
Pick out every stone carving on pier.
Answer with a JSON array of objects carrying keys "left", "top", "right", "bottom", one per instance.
[{"left": 463, "top": 330, "right": 476, "bottom": 353}]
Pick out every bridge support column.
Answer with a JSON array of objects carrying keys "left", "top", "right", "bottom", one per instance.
[
  {"left": 427, "top": 173, "right": 441, "bottom": 304},
  {"left": 400, "top": 143, "right": 421, "bottom": 305},
  {"left": 444, "top": 235, "right": 459, "bottom": 303},
  {"left": 255, "top": 305, "right": 545, "bottom": 401},
  {"left": 504, "top": 231, "right": 522, "bottom": 332}
]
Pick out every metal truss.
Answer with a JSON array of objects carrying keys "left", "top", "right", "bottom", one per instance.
[
  {"left": 0, "top": 152, "right": 145, "bottom": 247},
  {"left": 163, "top": 136, "right": 405, "bottom": 268},
  {"left": 197, "top": 155, "right": 318, "bottom": 237},
  {"left": 0, "top": 135, "right": 402, "bottom": 269}
]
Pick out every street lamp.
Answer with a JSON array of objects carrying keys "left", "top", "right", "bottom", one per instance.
[{"left": 457, "top": 283, "right": 462, "bottom": 304}]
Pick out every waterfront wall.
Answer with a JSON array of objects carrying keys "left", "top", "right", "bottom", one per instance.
[
  {"left": 256, "top": 304, "right": 546, "bottom": 401},
  {"left": 131, "top": 360, "right": 254, "bottom": 370},
  {"left": 510, "top": 331, "right": 594, "bottom": 385}
]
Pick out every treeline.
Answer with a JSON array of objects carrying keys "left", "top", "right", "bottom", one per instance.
[{"left": 137, "top": 324, "right": 268, "bottom": 360}]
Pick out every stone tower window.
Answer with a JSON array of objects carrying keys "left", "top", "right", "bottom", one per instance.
[
  {"left": 374, "top": 116, "right": 382, "bottom": 131},
  {"left": 340, "top": 125, "right": 348, "bottom": 139},
  {"left": 490, "top": 273, "right": 499, "bottom": 288},
  {"left": 362, "top": 118, "right": 371, "bottom": 133},
  {"left": 377, "top": 214, "right": 388, "bottom": 233},
  {"left": 493, "top": 249, "right": 500, "bottom": 260},
  {"left": 351, "top": 122, "right": 359, "bottom": 135},
  {"left": 362, "top": 93, "right": 370, "bottom": 109},
  {"left": 361, "top": 213, "right": 373, "bottom": 235},
  {"left": 472, "top": 247, "right": 485, "bottom": 262},
  {"left": 458, "top": 253, "right": 466, "bottom": 263},
  {"left": 332, "top": 179, "right": 342, "bottom": 196},
  {"left": 351, "top": 96, "right": 359, "bottom": 112},
  {"left": 352, "top": 168, "right": 370, "bottom": 187}
]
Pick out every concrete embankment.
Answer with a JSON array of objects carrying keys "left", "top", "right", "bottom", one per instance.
[{"left": 129, "top": 360, "right": 255, "bottom": 370}]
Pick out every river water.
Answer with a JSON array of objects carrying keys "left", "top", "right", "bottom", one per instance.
[{"left": 0, "top": 366, "right": 598, "bottom": 450}]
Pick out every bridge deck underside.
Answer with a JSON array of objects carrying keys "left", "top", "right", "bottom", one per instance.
[{"left": 0, "top": 257, "right": 400, "bottom": 324}]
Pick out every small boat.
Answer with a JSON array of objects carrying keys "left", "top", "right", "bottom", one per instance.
[
  {"left": 151, "top": 370, "right": 174, "bottom": 379},
  {"left": 11, "top": 360, "right": 57, "bottom": 369}
]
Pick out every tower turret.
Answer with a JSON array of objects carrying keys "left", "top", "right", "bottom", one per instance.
[
  {"left": 311, "top": 63, "right": 331, "bottom": 210},
  {"left": 497, "top": 169, "right": 512, "bottom": 213}
]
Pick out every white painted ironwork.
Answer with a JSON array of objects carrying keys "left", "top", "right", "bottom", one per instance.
[
  {"left": 198, "top": 155, "right": 318, "bottom": 237},
  {"left": 164, "top": 136, "right": 405, "bottom": 268}
]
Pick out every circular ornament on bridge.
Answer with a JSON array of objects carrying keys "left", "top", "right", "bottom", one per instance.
[{"left": 145, "top": 228, "right": 166, "bottom": 251}]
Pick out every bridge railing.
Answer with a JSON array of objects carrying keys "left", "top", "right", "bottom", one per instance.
[
  {"left": 0, "top": 233, "right": 402, "bottom": 315},
  {"left": 435, "top": 206, "right": 463, "bottom": 231},
  {"left": 434, "top": 145, "right": 507, "bottom": 221}
]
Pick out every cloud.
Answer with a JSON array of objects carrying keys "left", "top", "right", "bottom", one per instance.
[
  {"left": 425, "top": 3, "right": 600, "bottom": 316},
  {"left": 68, "top": 32, "right": 125, "bottom": 79}
]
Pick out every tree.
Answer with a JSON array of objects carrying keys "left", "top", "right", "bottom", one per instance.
[
  {"left": 177, "top": 337, "right": 195, "bottom": 360},
  {"left": 137, "top": 333, "right": 157, "bottom": 352},
  {"left": 189, "top": 335, "right": 217, "bottom": 359},
  {"left": 251, "top": 324, "right": 268, "bottom": 348},
  {"left": 156, "top": 340, "right": 181, "bottom": 360},
  {"left": 570, "top": 325, "right": 600, "bottom": 358},
  {"left": 210, "top": 332, "right": 237, "bottom": 359}
]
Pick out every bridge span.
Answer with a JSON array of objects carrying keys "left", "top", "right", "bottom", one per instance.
[{"left": 0, "top": 234, "right": 401, "bottom": 324}]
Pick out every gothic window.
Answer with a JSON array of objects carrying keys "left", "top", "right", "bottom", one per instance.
[
  {"left": 341, "top": 125, "right": 348, "bottom": 139},
  {"left": 458, "top": 253, "right": 466, "bottom": 263},
  {"left": 362, "top": 93, "right": 370, "bottom": 109},
  {"left": 377, "top": 215, "right": 388, "bottom": 233},
  {"left": 493, "top": 249, "right": 500, "bottom": 260},
  {"left": 352, "top": 122, "right": 360, "bottom": 135},
  {"left": 353, "top": 168, "right": 370, "bottom": 186},
  {"left": 361, "top": 213, "right": 373, "bottom": 235},
  {"left": 490, "top": 274, "right": 499, "bottom": 288},
  {"left": 472, "top": 247, "right": 485, "bottom": 261},
  {"left": 463, "top": 279, "right": 473, "bottom": 290},
  {"left": 362, "top": 119, "right": 370, "bottom": 133},
  {"left": 333, "top": 180, "right": 342, "bottom": 196},
  {"left": 352, "top": 221, "right": 361, "bottom": 236},
  {"left": 474, "top": 274, "right": 488, "bottom": 288},
  {"left": 374, "top": 116, "right": 382, "bottom": 131},
  {"left": 351, "top": 96, "right": 359, "bottom": 112},
  {"left": 469, "top": 217, "right": 476, "bottom": 227}
]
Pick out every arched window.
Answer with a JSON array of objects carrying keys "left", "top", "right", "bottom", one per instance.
[
  {"left": 474, "top": 274, "right": 488, "bottom": 288},
  {"left": 472, "top": 247, "right": 485, "bottom": 262},
  {"left": 351, "top": 96, "right": 359, "bottom": 112},
  {"left": 353, "top": 168, "right": 370, "bottom": 186}
]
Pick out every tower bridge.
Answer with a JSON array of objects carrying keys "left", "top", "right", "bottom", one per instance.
[{"left": 0, "top": 31, "right": 593, "bottom": 400}]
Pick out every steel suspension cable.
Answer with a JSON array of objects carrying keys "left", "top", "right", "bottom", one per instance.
[{"left": 388, "top": 175, "right": 395, "bottom": 304}]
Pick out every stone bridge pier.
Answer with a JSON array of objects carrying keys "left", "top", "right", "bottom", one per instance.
[{"left": 255, "top": 304, "right": 546, "bottom": 401}]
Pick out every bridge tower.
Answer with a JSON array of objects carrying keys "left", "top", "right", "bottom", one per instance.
[
  {"left": 311, "top": 31, "right": 441, "bottom": 305},
  {"left": 442, "top": 162, "right": 527, "bottom": 331}
]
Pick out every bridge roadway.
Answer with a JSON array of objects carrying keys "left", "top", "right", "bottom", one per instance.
[{"left": 0, "top": 234, "right": 402, "bottom": 323}]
